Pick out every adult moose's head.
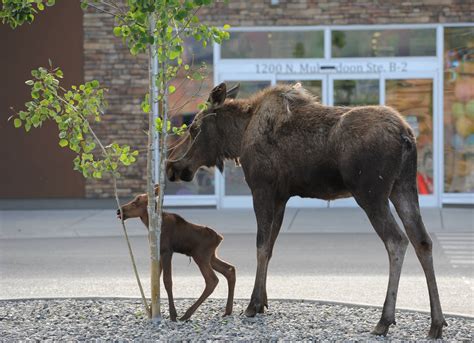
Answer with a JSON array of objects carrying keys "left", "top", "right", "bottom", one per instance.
[{"left": 166, "top": 82, "right": 241, "bottom": 182}]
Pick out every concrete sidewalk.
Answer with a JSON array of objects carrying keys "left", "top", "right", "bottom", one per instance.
[{"left": 0, "top": 206, "right": 472, "bottom": 239}]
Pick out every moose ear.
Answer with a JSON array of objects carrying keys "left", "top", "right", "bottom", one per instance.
[
  {"left": 154, "top": 184, "right": 160, "bottom": 196},
  {"left": 216, "top": 158, "right": 224, "bottom": 174},
  {"left": 226, "top": 83, "right": 240, "bottom": 99},
  {"left": 209, "top": 83, "right": 227, "bottom": 107}
]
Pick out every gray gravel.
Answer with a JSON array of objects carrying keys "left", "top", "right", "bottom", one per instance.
[{"left": 0, "top": 298, "right": 472, "bottom": 341}]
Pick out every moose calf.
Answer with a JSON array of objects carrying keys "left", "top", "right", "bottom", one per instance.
[{"left": 117, "top": 186, "right": 235, "bottom": 321}]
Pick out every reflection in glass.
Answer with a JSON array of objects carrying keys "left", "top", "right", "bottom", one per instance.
[
  {"left": 333, "top": 79, "right": 379, "bottom": 106},
  {"left": 444, "top": 27, "right": 474, "bottom": 194},
  {"left": 386, "top": 79, "right": 434, "bottom": 194},
  {"left": 332, "top": 29, "right": 436, "bottom": 57},
  {"left": 165, "top": 38, "right": 215, "bottom": 196},
  {"left": 224, "top": 81, "right": 271, "bottom": 195},
  {"left": 221, "top": 31, "right": 324, "bottom": 59},
  {"left": 277, "top": 80, "right": 322, "bottom": 100}
]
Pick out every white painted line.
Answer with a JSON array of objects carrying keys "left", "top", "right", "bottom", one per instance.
[
  {"left": 441, "top": 245, "right": 474, "bottom": 249},
  {"left": 442, "top": 252, "right": 474, "bottom": 256},
  {"left": 436, "top": 238, "right": 474, "bottom": 241},
  {"left": 450, "top": 260, "right": 474, "bottom": 264},
  {"left": 436, "top": 234, "right": 474, "bottom": 238}
]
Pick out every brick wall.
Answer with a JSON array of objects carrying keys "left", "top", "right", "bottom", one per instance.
[
  {"left": 83, "top": 11, "right": 148, "bottom": 198},
  {"left": 83, "top": 0, "right": 471, "bottom": 198},
  {"left": 199, "top": 0, "right": 473, "bottom": 25}
]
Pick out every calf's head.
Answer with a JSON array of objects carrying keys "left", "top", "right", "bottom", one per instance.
[
  {"left": 116, "top": 185, "right": 160, "bottom": 222},
  {"left": 166, "top": 83, "right": 239, "bottom": 182}
]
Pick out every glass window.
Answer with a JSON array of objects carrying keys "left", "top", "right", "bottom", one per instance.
[
  {"left": 333, "top": 79, "right": 379, "bottom": 106},
  {"left": 332, "top": 29, "right": 436, "bottom": 57},
  {"left": 224, "top": 80, "right": 271, "bottom": 195},
  {"left": 443, "top": 27, "right": 474, "bottom": 194},
  {"left": 165, "top": 38, "right": 215, "bottom": 196},
  {"left": 221, "top": 31, "right": 324, "bottom": 59},
  {"left": 386, "top": 79, "right": 434, "bottom": 195}
]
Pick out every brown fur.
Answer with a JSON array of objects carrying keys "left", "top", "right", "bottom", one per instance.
[
  {"left": 117, "top": 186, "right": 235, "bottom": 321},
  {"left": 166, "top": 83, "right": 446, "bottom": 338}
]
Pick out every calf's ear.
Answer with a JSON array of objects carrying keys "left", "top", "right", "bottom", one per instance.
[
  {"left": 226, "top": 83, "right": 240, "bottom": 99},
  {"left": 209, "top": 83, "right": 227, "bottom": 108}
]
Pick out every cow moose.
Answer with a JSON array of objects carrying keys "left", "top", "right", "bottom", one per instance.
[{"left": 166, "top": 83, "right": 446, "bottom": 338}]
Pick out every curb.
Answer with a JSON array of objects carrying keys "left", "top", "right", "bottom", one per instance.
[{"left": 1, "top": 296, "right": 472, "bottom": 320}]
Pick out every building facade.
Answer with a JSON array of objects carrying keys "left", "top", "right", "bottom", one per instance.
[{"left": 1, "top": 1, "right": 473, "bottom": 207}]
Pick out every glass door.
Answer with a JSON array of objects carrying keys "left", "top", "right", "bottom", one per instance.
[
  {"left": 328, "top": 75, "right": 381, "bottom": 207},
  {"left": 327, "top": 73, "right": 438, "bottom": 207},
  {"left": 217, "top": 74, "right": 274, "bottom": 208},
  {"left": 383, "top": 73, "right": 438, "bottom": 207},
  {"left": 277, "top": 75, "right": 328, "bottom": 208}
]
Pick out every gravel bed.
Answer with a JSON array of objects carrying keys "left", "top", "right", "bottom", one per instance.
[{"left": 0, "top": 298, "right": 472, "bottom": 341}]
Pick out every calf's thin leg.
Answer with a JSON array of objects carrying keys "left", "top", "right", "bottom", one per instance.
[
  {"left": 390, "top": 183, "right": 446, "bottom": 339},
  {"left": 180, "top": 256, "right": 219, "bottom": 321},
  {"left": 245, "top": 189, "right": 287, "bottom": 317},
  {"left": 355, "top": 196, "right": 409, "bottom": 336},
  {"left": 161, "top": 252, "right": 177, "bottom": 321},
  {"left": 211, "top": 255, "right": 236, "bottom": 316}
]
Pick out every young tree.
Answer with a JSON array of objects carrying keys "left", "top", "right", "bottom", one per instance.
[{"left": 2, "top": 0, "right": 229, "bottom": 321}]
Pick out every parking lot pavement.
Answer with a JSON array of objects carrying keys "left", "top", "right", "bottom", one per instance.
[{"left": 1, "top": 232, "right": 473, "bottom": 316}]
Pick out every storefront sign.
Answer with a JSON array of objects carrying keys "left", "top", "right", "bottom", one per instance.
[{"left": 256, "top": 61, "right": 408, "bottom": 74}]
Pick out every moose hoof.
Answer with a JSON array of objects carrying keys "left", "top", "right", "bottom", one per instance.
[
  {"left": 169, "top": 314, "right": 177, "bottom": 322},
  {"left": 244, "top": 302, "right": 266, "bottom": 317},
  {"left": 427, "top": 320, "right": 447, "bottom": 339},
  {"left": 179, "top": 315, "right": 190, "bottom": 322},
  {"left": 371, "top": 319, "right": 393, "bottom": 336}
]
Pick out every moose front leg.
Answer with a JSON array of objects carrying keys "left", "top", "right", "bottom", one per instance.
[
  {"left": 245, "top": 189, "right": 287, "bottom": 317},
  {"left": 161, "top": 252, "right": 177, "bottom": 322}
]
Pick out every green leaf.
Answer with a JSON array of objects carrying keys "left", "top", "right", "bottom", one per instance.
[
  {"left": 223, "top": 24, "right": 231, "bottom": 30},
  {"left": 169, "top": 50, "right": 180, "bottom": 60},
  {"left": 168, "top": 85, "right": 176, "bottom": 94},
  {"left": 59, "top": 139, "right": 68, "bottom": 147},
  {"left": 113, "top": 26, "right": 122, "bottom": 37},
  {"left": 13, "top": 118, "right": 22, "bottom": 128}
]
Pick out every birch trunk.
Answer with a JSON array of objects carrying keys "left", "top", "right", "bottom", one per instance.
[{"left": 147, "top": 13, "right": 161, "bottom": 322}]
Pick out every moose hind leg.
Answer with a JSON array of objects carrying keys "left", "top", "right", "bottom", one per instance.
[
  {"left": 356, "top": 198, "right": 409, "bottom": 336},
  {"left": 390, "top": 184, "right": 447, "bottom": 339},
  {"left": 211, "top": 255, "right": 236, "bottom": 316},
  {"left": 180, "top": 256, "right": 219, "bottom": 321}
]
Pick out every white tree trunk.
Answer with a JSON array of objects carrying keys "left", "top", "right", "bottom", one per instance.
[{"left": 147, "top": 13, "right": 161, "bottom": 322}]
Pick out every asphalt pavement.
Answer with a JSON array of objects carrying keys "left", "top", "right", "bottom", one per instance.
[{"left": 0, "top": 207, "right": 473, "bottom": 316}]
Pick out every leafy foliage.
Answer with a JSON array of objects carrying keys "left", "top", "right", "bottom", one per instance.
[
  {"left": 9, "top": 66, "right": 138, "bottom": 179},
  {"left": 0, "top": 0, "right": 55, "bottom": 28}
]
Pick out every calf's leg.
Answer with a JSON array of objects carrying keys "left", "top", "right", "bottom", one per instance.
[
  {"left": 180, "top": 256, "right": 219, "bottom": 321},
  {"left": 390, "top": 182, "right": 446, "bottom": 339},
  {"left": 211, "top": 255, "right": 236, "bottom": 316},
  {"left": 161, "top": 252, "right": 177, "bottom": 321},
  {"left": 245, "top": 189, "right": 287, "bottom": 317},
  {"left": 354, "top": 196, "right": 409, "bottom": 336}
]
